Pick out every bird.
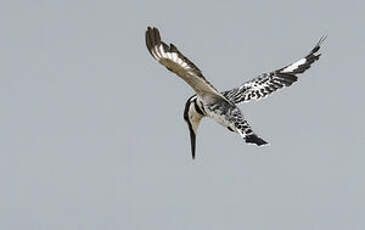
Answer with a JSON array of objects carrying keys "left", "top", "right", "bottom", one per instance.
[{"left": 145, "top": 26, "right": 326, "bottom": 159}]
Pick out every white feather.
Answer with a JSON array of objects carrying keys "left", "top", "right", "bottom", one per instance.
[
  {"left": 281, "top": 58, "right": 306, "bottom": 73},
  {"left": 159, "top": 45, "right": 166, "bottom": 58}
]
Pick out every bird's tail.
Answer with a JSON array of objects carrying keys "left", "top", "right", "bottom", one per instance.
[{"left": 245, "top": 133, "right": 268, "bottom": 146}]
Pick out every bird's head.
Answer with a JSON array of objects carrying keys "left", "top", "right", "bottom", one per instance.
[{"left": 183, "top": 95, "right": 204, "bottom": 159}]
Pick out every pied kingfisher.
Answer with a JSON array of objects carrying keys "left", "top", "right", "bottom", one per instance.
[{"left": 146, "top": 27, "right": 325, "bottom": 159}]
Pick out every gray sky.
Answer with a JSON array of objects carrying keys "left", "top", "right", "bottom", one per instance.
[{"left": 1, "top": 0, "right": 364, "bottom": 229}]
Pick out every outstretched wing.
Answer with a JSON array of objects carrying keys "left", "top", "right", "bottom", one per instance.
[
  {"left": 146, "top": 27, "right": 224, "bottom": 98},
  {"left": 223, "top": 35, "right": 326, "bottom": 104}
]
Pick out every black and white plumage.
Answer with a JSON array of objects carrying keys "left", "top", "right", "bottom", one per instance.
[
  {"left": 222, "top": 35, "right": 326, "bottom": 104},
  {"left": 145, "top": 26, "right": 325, "bottom": 159}
]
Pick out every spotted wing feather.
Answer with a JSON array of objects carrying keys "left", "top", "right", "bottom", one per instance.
[{"left": 223, "top": 35, "right": 326, "bottom": 104}]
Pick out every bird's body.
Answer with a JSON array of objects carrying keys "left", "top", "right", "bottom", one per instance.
[
  {"left": 185, "top": 93, "right": 267, "bottom": 155},
  {"left": 145, "top": 26, "right": 325, "bottom": 159}
]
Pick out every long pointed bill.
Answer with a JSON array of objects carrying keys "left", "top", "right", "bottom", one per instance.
[{"left": 188, "top": 126, "right": 196, "bottom": 159}]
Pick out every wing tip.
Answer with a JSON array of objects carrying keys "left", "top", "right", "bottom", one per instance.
[
  {"left": 145, "top": 26, "right": 164, "bottom": 59},
  {"left": 145, "top": 26, "right": 161, "bottom": 44},
  {"left": 311, "top": 34, "right": 327, "bottom": 54},
  {"left": 318, "top": 34, "right": 328, "bottom": 46}
]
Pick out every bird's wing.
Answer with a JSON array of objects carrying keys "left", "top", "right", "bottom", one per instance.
[
  {"left": 146, "top": 27, "right": 225, "bottom": 99},
  {"left": 222, "top": 35, "right": 326, "bottom": 104}
]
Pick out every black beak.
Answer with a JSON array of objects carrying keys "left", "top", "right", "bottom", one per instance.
[{"left": 188, "top": 126, "right": 196, "bottom": 159}]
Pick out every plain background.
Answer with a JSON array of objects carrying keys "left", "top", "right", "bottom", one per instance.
[{"left": 1, "top": 0, "right": 364, "bottom": 229}]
